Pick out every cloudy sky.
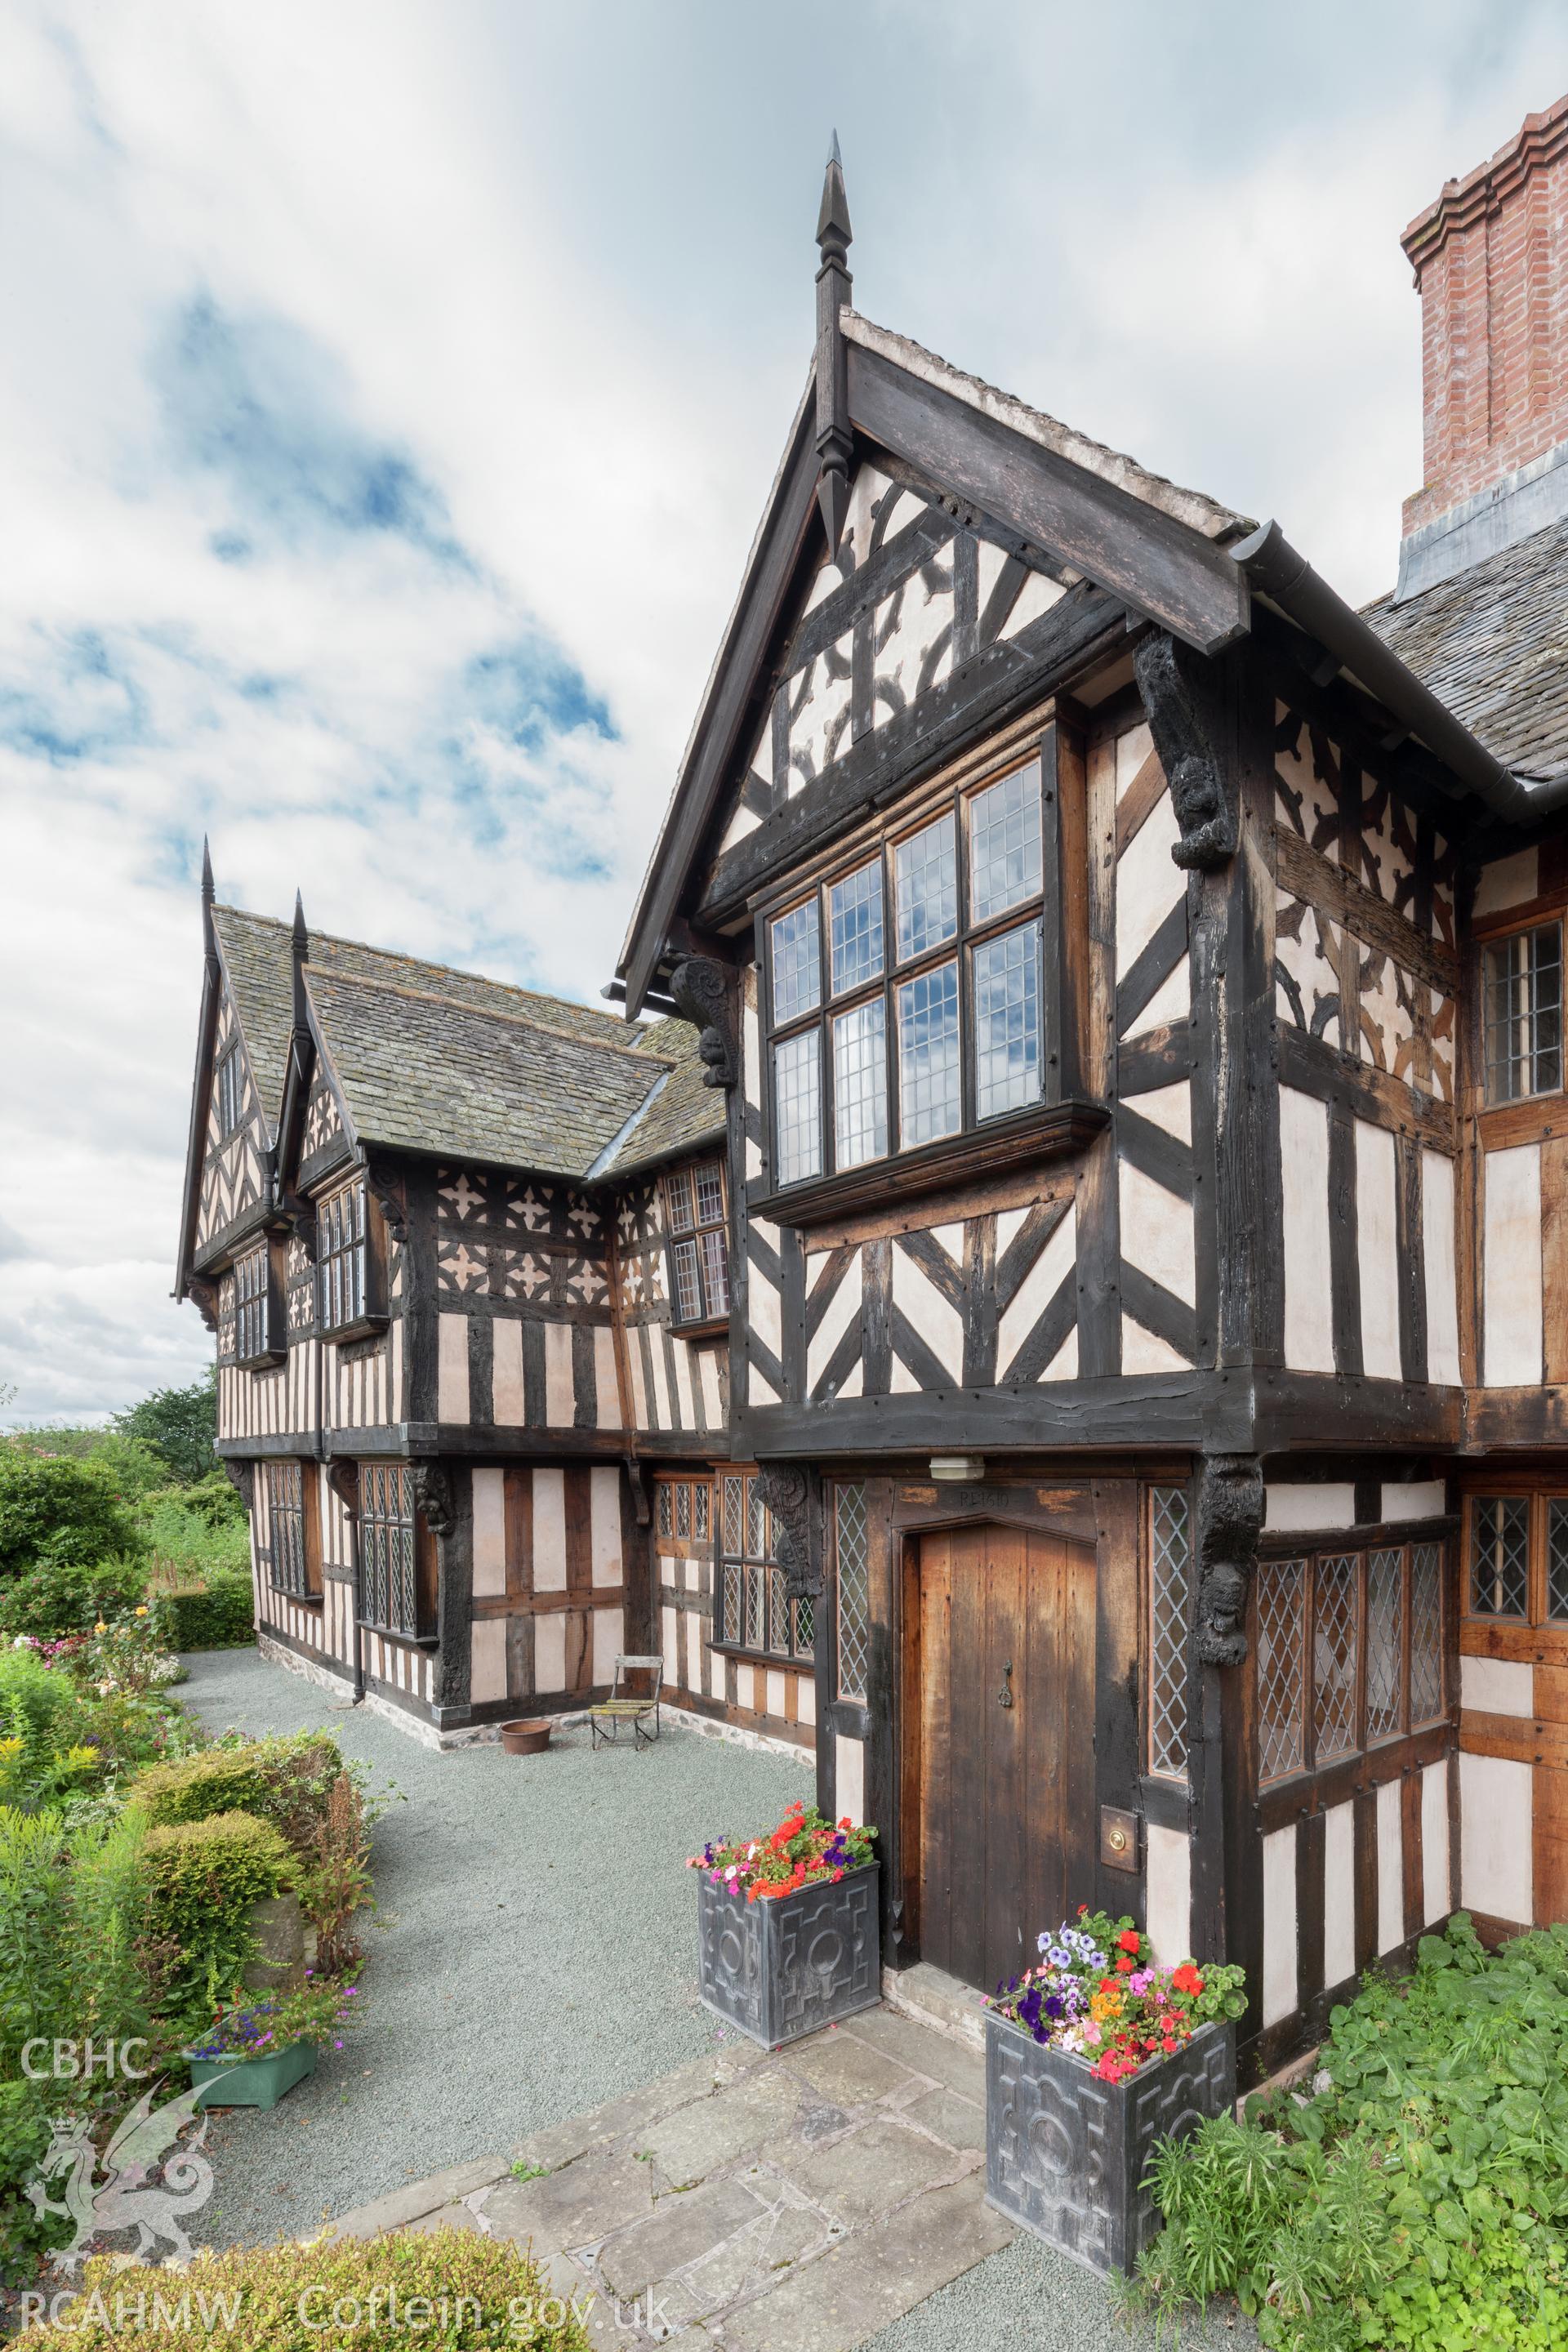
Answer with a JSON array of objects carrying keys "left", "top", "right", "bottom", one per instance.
[{"left": 1, "top": 1, "right": 1562, "bottom": 1421}]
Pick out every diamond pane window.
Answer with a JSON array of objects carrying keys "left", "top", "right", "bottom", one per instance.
[
  {"left": 833, "top": 998, "right": 889, "bottom": 1168},
  {"left": 968, "top": 762, "right": 1042, "bottom": 922},
  {"left": 795, "top": 1594, "right": 815, "bottom": 1655},
  {"left": 234, "top": 1245, "right": 275, "bottom": 1365},
  {"left": 721, "top": 1561, "right": 742, "bottom": 1645},
  {"left": 972, "top": 920, "right": 1042, "bottom": 1120},
  {"left": 1549, "top": 1501, "right": 1568, "bottom": 1620},
  {"left": 746, "top": 1478, "right": 767, "bottom": 1560},
  {"left": 1365, "top": 1548, "right": 1405, "bottom": 1742},
  {"left": 897, "top": 961, "right": 961, "bottom": 1146},
  {"left": 746, "top": 1564, "right": 766, "bottom": 1649},
  {"left": 265, "top": 1460, "right": 310, "bottom": 1597},
  {"left": 1470, "top": 1496, "right": 1529, "bottom": 1618},
  {"left": 829, "top": 860, "right": 884, "bottom": 996},
  {"left": 675, "top": 1484, "right": 691, "bottom": 1539},
  {"left": 836, "top": 1483, "right": 871, "bottom": 1701},
  {"left": 694, "top": 1484, "right": 710, "bottom": 1542},
  {"left": 723, "top": 1476, "right": 744, "bottom": 1557},
  {"left": 771, "top": 898, "right": 822, "bottom": 1025},
  {"left": 360, "top": 1463, "right": 416, "bottom": 1637},
  {"left": 773, "top": 1030, "right": 822, "bottom": 1184},
  {"left": 1485, "top": 923, "right": 1561, "bottom": 1102},
  {"left": 658, "top": 1486, "right": 673, "bottom": 1539},
  {"left": 1409, "top": 1544, "right": 1444, "bottom": 1723},
  {"left": 1256, "top": 1558, "right": 1305, "bottom": 1783},
  {"left": 1313, "top": 1554, "right": 1360, "bottom": 1762},
  {"left": 1147, "top": 1485, "right": 1192, "bottom": 1780},
  {"left": 894, "top": 815, "right": 958, "bottom": 962}
]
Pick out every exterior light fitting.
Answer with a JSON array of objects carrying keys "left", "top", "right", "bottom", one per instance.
[{"left": 929, "top": 1454, "right": 985, "bottom": 1482}]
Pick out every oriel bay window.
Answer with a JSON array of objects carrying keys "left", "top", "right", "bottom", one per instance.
[
  {"left": 663, "top": 1162, "right": 729, "bottom": 1328},
  {"left": 234, "top": 1241, "right": 283, "bottom": 1367},
  {"left": 1255, "top": 1539, "right": 1446, "bottom": 1787},
  {"left": 765, "top": 751, "right": 1054, "bottom": 1188},
  {"left": 716, "top": 1472, "right": 813, "bottom": 1662}
]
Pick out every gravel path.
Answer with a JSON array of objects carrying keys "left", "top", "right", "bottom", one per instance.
[{"left": 177, "top": 1648, "right": 808, "bottom": 2251}]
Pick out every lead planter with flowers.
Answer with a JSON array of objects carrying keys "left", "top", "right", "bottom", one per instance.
[
  {"left": 984, "top": 1909, "right": 1244, "bottom": 2275},
  {"left": 688, "top": 1801, "right": 879, "bottom": 2047}
]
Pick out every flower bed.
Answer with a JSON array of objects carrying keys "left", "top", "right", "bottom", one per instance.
[{"left": 985, "top": 1905, "right": 1245, "bottom": 2081}]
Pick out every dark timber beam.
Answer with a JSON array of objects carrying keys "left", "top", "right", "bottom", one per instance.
[{"left": 845, "top": 341, "right": 1250, "bottom": 657}]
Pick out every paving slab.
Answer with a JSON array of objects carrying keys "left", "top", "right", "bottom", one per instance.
[
  {"left": 778, "top": 2029, "right": 923, "bottom": 2109},
  {"left": 637, "top": 2064, "right": 805, "bottom": 2185},
  {"left": 483, "top": 2146, "right": 666, "bottom": 2248},
  {"left": 898, "top": 2084, "right": 986, "bottom": 2154},
  {"left": 777, "top": 2115, "right": 969, "bottom": 2228},
  {"left": 593, "top": 2176, "right": 773, "bottom": 2300},
  {"left": 840, "top": 2007, "right": 985, "bottom": 2101}
]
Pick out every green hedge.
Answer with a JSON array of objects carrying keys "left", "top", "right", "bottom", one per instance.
[
  {"left": 131, "top": 1732, "right": 342, "bottom": 1851},
  {"left": 143, "top": 1812, "right": 293, "bottom": 2020},
  {"left": 22, "top": 2229, "right": 590, "bottom": 2347},
  {"left": 161, "top": 1568, "right": 254, "bottom": 1650}
]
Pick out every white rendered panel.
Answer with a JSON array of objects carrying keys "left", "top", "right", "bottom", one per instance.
[
  {"left": 1262, "top": 1824, "right": 1298, "bottom": 2027},
  {"left": 1484, "top": 1144, "right": 1543, "bottom": 1383},
  {"left": 1356, "top": 1120, "right": 1402, "bottom": 1379},
  {"left": 1422, "top": 1152, "right": 1462, "bottom": 1385},
  {"left": 1280, "top": 1087, "right": 1334, "bottom": 1371}
]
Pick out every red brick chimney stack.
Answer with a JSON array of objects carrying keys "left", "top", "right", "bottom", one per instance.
[{"left": 1397, "top": 94, "right": 1568, "bottom": 597}]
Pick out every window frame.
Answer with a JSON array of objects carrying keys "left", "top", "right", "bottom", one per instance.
[
  {"left": 263, "top": 1459, "right": 321, "bottom": 1601},
  {"left": 662, "top": 1160, "right": 730, "bottom": 1334},
  {"left": 712, "top": 1469, "right": 814, "bottom": 1666},
  {"left": 233, "top": 1239, "right": 285, "bottom": 1370},
  {"left": 1254, "top": 1535, "right": 1448, "bottom": 1791},
  {"left": 315, "top": 1177, "right": 386, "bottom": 1341},
  {"left": 215, "top": 1044, "right": 244, "bottom": 1140},
  {"left": 356, "top": 1461, "right": 434, "bottom": 1642},
  {"left": 1482, "top": 916, "right": 1563, "bottom": 1106},
  {"left": 1463, "top": 1488, "right": 1568, "bottom": 1628},
  {"left": 1145, "top": 1482, "right": 1193, "bottom": 1783},
  {"left": 760, "top": 745, "right": 1062, "bottom": 1196}
]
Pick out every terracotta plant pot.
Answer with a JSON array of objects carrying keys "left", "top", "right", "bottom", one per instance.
[{"left": 500, "top": 1717, "right": 553, "bottom": 1755}]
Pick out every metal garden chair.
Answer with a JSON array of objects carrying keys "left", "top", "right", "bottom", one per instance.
[{"left": 589, "top": 1655, "right": 664, "bottom": 1750}]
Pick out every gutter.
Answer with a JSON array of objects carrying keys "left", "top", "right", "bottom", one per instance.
[{"left": 1231, "top": 520, "right": 1568, "bottom": 824}]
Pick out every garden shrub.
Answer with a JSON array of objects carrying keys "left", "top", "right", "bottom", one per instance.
[
  {"left": 1135, "top": 1913, "right": 1568, "bottom": 2350},
  {"left": 143, "top": 1811, "right": 293, "bottom": 2023},
  {"left": 0, "top": 1450, "right": 148, "bottom": 1582},
  {"left": 0, "top": 1553, "right": 149, "bottom": 1640},
  {"left": 21, "top": 2227, "right": 590, "bottom": 2346},
  {"left": 160, "top": 1568, "right": 255, "bottom": 1650},
  {"left": 132, "top": 1733, "right": 341, "bottom": 1843}
]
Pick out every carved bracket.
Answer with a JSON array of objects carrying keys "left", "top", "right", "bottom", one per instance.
[
  {"left": 668, "top": 957, "right": 738, "bottom": 1090},
  {"left": 222, "top": 1459, "right": 256, "bottom": 1514},
  {"left": 185, "top": 1276, "right": 220, "bottom": 1337},
  {"left": 624, "top": 1458, "right": 651, "bottom": 1530},
  {"left": 1134, "top": 631, "right": 1236, "bottom": 872},
  {"left": 1193, "top": 1453, "right": 1264, "bottom": 1667},
  {"left": 324, "top": 1459, "right": 360, "bottom": 1516},
  {"left": 411, "top": 1461, "right": 457, "bottom": 1539},
  {"left": 366, "top": 1159, "right": 410, "bottom": 1245},
  {"left": 754, "top": 1464, "right": 817, "bottom": 1601}
]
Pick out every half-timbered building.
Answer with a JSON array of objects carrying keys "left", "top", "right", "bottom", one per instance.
[{"left": 183, "top": 95, "right": 1568, "bottom": 2073}]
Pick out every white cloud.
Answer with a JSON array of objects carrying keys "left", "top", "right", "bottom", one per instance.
[{"left": 0, "top": 0, "right": 1560, "bottom": 1414}]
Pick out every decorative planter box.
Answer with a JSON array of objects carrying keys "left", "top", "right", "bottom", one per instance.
[
  {"left": 187, "top": 2039, "right": 317, "bottom": 2110},
  {"left": 697, "top": 1864, "right": 880, "bottom": 2046},
  {"left": 986, "top": 2011, "right": 1236, "bottom": 2274}
]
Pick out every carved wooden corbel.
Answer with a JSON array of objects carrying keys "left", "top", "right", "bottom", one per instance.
[
  {"left": 324, "top": 1459, "right": 359, "bottom": 1516},
  {"left": 668, "top": 957, "right": 738, "bottom": 1090},
  {"left": 754, "top": 1464, "right": 817, "bottom": 1601},
  {"left": 411, "top": 1461, "right": 457, "bottom": 1537},
  {"left": 221, "top": 1459, "right": 256, "bottom": 1513},
  {"left": 1193, "top": 1453, "right": 1264, "bottom": 1666},
  {"left": 1134, "top": 632, "right": 1236, "bottom": 871},
  {"left": 186, "top": 1276, "right": 220, "bottom": 1336},
  {"left": 365, "top": 1159, "right": 410, "bottom": 1245},
  {"left": 624, "top": 1458, "right": 651, "bottom": 1530}
]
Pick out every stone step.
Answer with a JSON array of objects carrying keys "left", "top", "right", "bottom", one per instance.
[{"left": 880, "top": 1962, "right": 987, "bottom": 2051}]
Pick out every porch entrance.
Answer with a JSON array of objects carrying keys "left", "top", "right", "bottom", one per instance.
[{"left": 905, "top": 1521, "right": 1097, "bottom": 1993}]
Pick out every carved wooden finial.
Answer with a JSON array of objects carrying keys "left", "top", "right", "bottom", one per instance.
[
  {"left": 201, "top": 836, "right": 215, "bottom": 904},
  {"left": 291, "top": 891, "right": 310, "bottom": 1039},
  {"left": 292, "top": 889, "right": 309, "bottom": 958},
  {"left": 200, "top": 837, "right": 217, "bottom": 964},
  {"left": 815, "top": 133, "right": 854, "bottom": 558}
]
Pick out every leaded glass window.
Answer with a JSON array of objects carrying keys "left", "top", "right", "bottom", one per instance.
[
  {"left": 1470, "top": 1496, "right": 1530, "bottom": 1618},
  {"left": 360, "top": 1463, "right": 416, "bottom": 1636},
  {"left": 972, "top": 920, "right": 1042, "bottom": 1120},
  {"left": 835, "top": 1482, "right": 871, "bottom": 1701},
  {"left": 969, "top": 761, "right": 1042, "bottom": 922},
  {"left": 1257, "top": 1558, "right": 1306, "bottom": 1784},
  {"left": 1365, "top": 1548, "right": 1405, "bottom": 1743},
  {"left": 1409, "top": 1544, "right": 1444, "bottom": 1724},
  {"left": 833, "top": 998, "right": 888, "bottom": 1167},
  {"left": 657, "top": 1485, "right": 673, "bottom": 1538},
  {"left": 317, "top": 1180, "right": 368, "bottom": 1334},
  {"left": 897, "top": 961, "right": 961, "bottom": 1146},
  {"left": 675, "top": 1483, "right": 691, "bottom": 1539},
  {"left": 773, "top": 1029, "right": 822, "bottom": 1183},
  {"left": 715, "top": 1473, "right": 811, "bottom": 1662},
  {"left": 829, "top": 860, "right": 884, "bottom": 996},
  {"left": 1485, "top": 922, "right": 1561, "bottom": 1102},
  {"left": 771, "top": 898, "right": 822, "bottom": 1025},
  {"left": 665, "top": 1160, "right": 728, "bottom": 1326},
  {"left": 265, "top": 1460, "right": 310, "bottom": 1597},
  {"left": 693, "top": 1483, "right": 710, "bottom": 1542},
  {"left": 234, "top": 1243, "right": 276, "bottom": 1365},
  {"left": 894, "top": 815, "right": 957, "bottom": 962},
  {"left": 1549, "top": 1501, "right": 1568, "bottom": 1620},
  {"left": 1313, "top": 1555, "right": 1360, "bottom": 1762},
  {"left": 216, "top": 1045, "right": 243, "bottom": 1138},
  {"left": 1147, "top": 1485, "right": 1192, "bottom": 1780}
]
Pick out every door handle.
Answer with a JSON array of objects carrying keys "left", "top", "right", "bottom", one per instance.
[{"left": 997, "top": 1660, "right": 1013, "bottom": 1709}]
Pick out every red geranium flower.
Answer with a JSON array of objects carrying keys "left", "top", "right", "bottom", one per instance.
[
  {"left": 1116, "top": 1955, "right": 1134, "bottom": 1973},
  {"left": 1170, "top": 1963, "right": 1204, "bottom": 1997},
  {"left": 1117, "top": 1930, "right": 1141, "bottom": 1954}
]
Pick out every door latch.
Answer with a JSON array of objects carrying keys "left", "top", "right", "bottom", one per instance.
[{"left": 997, "top": 1660, "right": 1013, "bottom": 1709}]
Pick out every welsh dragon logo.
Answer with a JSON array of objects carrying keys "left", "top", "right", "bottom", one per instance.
[{"left": 25, "top": 2078, "right": 220, "bottom": 2272}]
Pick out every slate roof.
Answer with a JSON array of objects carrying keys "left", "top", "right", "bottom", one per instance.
[
  {"left": 209, "top": 902, "right": 722, "bottom": 1180},
  {"left": 1362, "top": 512, "right": 1568, "bottom": 783}
]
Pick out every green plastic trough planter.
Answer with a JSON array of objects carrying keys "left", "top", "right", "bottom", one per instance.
[{"left": 186, "top": 2039, "right": 317, "bottom": 2109}]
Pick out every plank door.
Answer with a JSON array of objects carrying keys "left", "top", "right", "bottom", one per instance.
[{"left": 911, "top": 1523, "right": 1097, "bottom": 1993}]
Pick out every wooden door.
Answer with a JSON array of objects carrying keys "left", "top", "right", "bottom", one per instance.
[{"left": 908, "top": 1522, "right": 1097, "bottom": 1993}]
